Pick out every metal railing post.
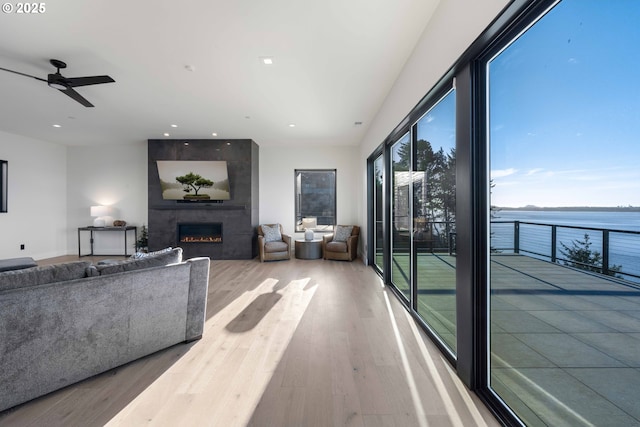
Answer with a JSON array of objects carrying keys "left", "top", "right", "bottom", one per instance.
[
  {"left": 602, "top": 230, "right": 610, "bottom": 276},
  {"left": 551, "top": 225, "right": 557, "bottom": 263},
  {"left": 514, "top": 221, "right": 520, "bottom": 254}
]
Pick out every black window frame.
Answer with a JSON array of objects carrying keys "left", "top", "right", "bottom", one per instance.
[
  {"left": 366, "top": 1, "right": 561, "bottom": 425},
  {"left": 294, "top": 169, "right": 337, "bottom": 233},
  {"left": 0, "top": 160, "right": 7, "bottom": 213}
]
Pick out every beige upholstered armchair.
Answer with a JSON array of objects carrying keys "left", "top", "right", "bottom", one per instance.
[
  {"left": 322, "top": 225, "right": 360, "bottom": 261},
  {"left": 257, "top": 224, "right": 291, "bottom": 262}
]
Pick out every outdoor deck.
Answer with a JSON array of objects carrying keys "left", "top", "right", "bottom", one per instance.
[
  {"left": 392, "top": 252, "right": 640, "bottom": 425},
  {"left": 489, "top": 254, "right": 640, "bottom": 426}
]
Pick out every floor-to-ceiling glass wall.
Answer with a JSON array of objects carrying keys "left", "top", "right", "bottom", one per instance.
[
  {"left": 414, "top": 90, "right": 457, "bottom": 352},
  {"left": 391, "top": 133, "right": 412, "bottom": 300},
  {"left": 374, "top": 154, "right": 385, "bottom": 273},
  {"left": 487, "top": 1, "right": 640, "bottom": 425}
]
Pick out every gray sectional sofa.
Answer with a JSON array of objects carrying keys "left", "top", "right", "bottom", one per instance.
[{"left": 0, "top": 248, "right": 210, "bottom": 413}]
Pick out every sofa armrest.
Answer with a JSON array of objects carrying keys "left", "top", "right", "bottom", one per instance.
[
  {"left": 282, "top": 234, "right": 292, "bottom": 255},
  {"left": 185, "top": 257, "right": 210, "bottom": 341},
  {"left": 323, "top": 233, "right": 334, "bottom": 244},
  {"left": 347, "top": 235, "right": 359, "bottom": 259},
  {"left": 258, "top": 235, "right": 266, "bottom": 261}
]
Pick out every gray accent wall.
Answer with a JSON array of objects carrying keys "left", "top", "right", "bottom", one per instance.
[{"left": 148, "top": 139, "right": 259, "bottom": 260}]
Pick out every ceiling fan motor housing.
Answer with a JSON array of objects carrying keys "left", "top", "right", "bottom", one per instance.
[{"left": 48, "top": 73, "right": 68, "bottom": 90}]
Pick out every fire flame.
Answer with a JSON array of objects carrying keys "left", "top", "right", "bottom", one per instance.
[{"left": 180, "top": 236, "right": 222, "bottom": 243}]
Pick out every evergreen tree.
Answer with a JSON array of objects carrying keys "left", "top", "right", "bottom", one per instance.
[{"left": 559, "top": 233, "right": 622, "bottom": 277}]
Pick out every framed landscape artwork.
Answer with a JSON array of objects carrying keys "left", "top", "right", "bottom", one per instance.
[{"left": 156, "top": 160, "right": 231, "bottom": 201}]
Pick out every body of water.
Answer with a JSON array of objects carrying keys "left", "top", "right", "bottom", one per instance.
[
  {"left": 490, "top": 210, "right": 640, "bottom": 280},
  {"left": 493, "top": 210, "right": 640, "bottom": 232}
]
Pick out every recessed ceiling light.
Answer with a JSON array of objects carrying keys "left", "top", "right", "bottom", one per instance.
[
  {"left": 226, "top": 142, "right": 231, "bottom": 146},
  {"left": 163, "top": 133, "right": 170, "bottom": 137},
  {"left": 52, "top": 124, "right": 61, "bottom": 128},
  {"left": 184, "top": 142, "right": 189, "bottom": 146},
  {"left": 171, "top": 124, "right": 178, "bottom": 128},
  {"left": 288, "top": 123, "right": 296, "bottom": 128},
  {"left": 260, "top": 57, "right": 274, "bottom": 65},
  {"left": 212, "top": 132, "right": 218, "bottom": 137}
]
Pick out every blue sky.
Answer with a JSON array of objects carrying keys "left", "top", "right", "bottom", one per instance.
[
  {"left": 489, "top": 0, "right": 640, "bottom": 207},
  {"left": 416, "top": 89, "right": 455, "bottom": 153}
]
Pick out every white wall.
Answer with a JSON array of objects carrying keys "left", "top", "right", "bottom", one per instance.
[
  {"left": 260, "top": 145, "right": 360, "bottom": 243},
  {"left": 357, "top": 0, "right": 510, "bottom": 255},
  {"left": 66, "top": 143, "right": 148, "bottom": 255},
  {"left": 0, "top": 131, "right": 68, "bottom": 260},
  {"left": 1, "top": 1, "right": 509, "bottom": 262}
]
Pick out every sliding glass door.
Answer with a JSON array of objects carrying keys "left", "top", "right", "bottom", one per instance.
[
  {"left": 414, "top": 90, "right": 457, "bottom": 352},
  {"left": 486, "top": 1, "right": 640, "bottom": 424},
  {"left": 391, "top": 133, "right": 412, "bottom": 301},
  {"left": 373, "top": 154, "right": 385, "bottom": 273}
]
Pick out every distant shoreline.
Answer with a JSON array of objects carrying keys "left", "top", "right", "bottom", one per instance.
[{"left": 495, "top": 206, "right": 640, "bottom": 212}]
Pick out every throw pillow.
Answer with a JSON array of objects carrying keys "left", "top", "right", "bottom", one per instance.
[
  {"left": 262, "top": 224, "right": 282, "bottom": 242},
  {"left": 334, "top": 225, "right": 353, "bottom": 242},
  {"left": 96, "top": 247, "right": 183, "bottom": 275},
  {"left": 131, "top": 247, "right": 173, "bottom": 259}
]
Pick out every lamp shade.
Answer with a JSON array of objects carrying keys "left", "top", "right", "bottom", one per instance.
[
  {"left": 90, "top": 205, "right": 110, "bottom": 227},
  {"left": 302, "top": 217, "right": 317, "bottom": 230},
  {"left": 90, "top": 205, "right": 109, "bottom": 217}
]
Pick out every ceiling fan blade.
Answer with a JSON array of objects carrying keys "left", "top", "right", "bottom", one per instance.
[
  {"left": 65, "top": 75, "right": 115, "bottom": 87},
  {"left": 0, "top": 66, "right": 47, "bottom": 83},
  {"left": 59, "top": 86, "right": 94, "bottom": 107}
]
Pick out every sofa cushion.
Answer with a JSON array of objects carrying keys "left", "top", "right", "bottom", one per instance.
[
  {"left": 130, "top": 247, "right": 174, "bottom": 259},
  {"left": 333, "top": 225, "right": 353, "bottom": 242},
  {"left": 96, "top": 247, "right": 183, "bottom": 275},
  {"left": 0, "top": 261, "right": 92, "bottom": 292},
  {"left": 326, "top": 241, "right": 348, "bottom": 253},
  {"left": 265, "top": 241, "right": 288, "bottom": 253}
]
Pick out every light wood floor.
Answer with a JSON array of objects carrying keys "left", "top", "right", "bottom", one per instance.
[{"left": 0, "top": 256, "right": 499, "bottom": 427}]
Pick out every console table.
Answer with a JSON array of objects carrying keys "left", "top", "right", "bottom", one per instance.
[{"left": 78, "top": 226, "right": 137, "bottom": 257}]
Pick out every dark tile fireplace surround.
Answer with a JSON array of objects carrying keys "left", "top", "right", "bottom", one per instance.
[{"left": 147, "top": 139, "right": 259, "bottom": 260}]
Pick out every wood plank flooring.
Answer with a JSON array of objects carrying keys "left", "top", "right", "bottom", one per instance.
[{"left": 0, "top": 256, "right": 498, "bottom": 427}]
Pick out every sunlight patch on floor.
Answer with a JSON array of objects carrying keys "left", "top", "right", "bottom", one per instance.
[
  {"left": 383, "top": 289, "right": 428, "bottom": 427},
  {"left": 403, "top": 309, "right": 469, "bottom": 427},
  {"left": 106, "top": 276, "right": 317, "bottom": 426}
]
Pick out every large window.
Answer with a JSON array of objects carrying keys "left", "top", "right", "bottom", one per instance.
[
  {"left": 294, "top": 170, "right": 336, "bottom": 232},
  {"left": 368, "top": 0, "right": 640, "bottom": 425},
  {"left": 0, "top": 160, "right": 6, "bottom": 213},
  {"left": 487, "top": 1, "right": 640, "bottom": 425},
  {"left": 377, "top": 89, "right": 458, "bottom": 353},
  {"left": 414, "top": 90, "right": 457, "bottom": 353},
  {"left": 391, "top": 134, "right": 412, "bottom": 301},
  {"left": 373, "top": 155, "right": 384, "bottom": 272}
]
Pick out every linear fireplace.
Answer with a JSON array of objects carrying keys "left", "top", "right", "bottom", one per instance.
[
  {"left": 148, "top": 139, "right": 259, "bottom": 259},
  {"left": 177, "top": 223, "right": 222, "bottom": 244}
]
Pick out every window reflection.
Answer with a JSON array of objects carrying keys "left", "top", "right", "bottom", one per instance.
[
  {"left": 414, "top": 90, "right": 457, "bottom": 353},
  {"left": 488, "top": 1, "right": 640, "bottom": 425}
]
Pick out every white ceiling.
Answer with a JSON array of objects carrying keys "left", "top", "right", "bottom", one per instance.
[{"left": 0, "top": 0, "right": 439, "bottom": 147}]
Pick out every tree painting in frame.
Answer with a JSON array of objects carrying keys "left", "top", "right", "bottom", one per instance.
[{"left": 0, "top": 160, "right": 7, "bottom": 213}]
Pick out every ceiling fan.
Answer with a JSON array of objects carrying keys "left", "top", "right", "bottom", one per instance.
[{"left": 0, "top": 59, "right": 115, "bottom": 107}]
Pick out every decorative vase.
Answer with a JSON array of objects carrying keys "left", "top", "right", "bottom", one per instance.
[{"left": 304, "top": 228, "right": 314, "bottom": 241}]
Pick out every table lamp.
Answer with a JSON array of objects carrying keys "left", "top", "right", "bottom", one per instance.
[{"left": 90, "top": 205, "right": 110, "bottom": 227}]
